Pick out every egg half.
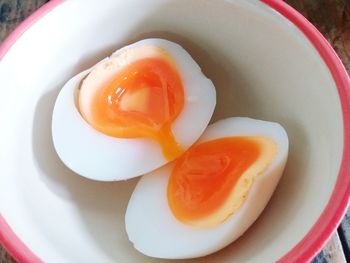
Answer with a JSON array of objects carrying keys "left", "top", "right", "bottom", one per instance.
[
  {"left": 125, "top": 117, "right": 288, "bottom": 259},
  {"left": 52, "top": 39, "right": 216, "bottom": 181}
]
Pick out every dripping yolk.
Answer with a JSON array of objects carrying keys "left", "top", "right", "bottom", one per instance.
[
  {"left": 80, "top": 57, "right": 184, "bottom": 160},
  {"left": 167, "top": 136, "right": 277, "bottom": 228}
]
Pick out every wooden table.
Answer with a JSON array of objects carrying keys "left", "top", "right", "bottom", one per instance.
[{"left": 0, "top": 0, "right": 349, "bottom": 262}]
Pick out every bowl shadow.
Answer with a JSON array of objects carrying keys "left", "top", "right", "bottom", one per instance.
[{"left": 32, "top": 86, "right": 143, "bottom": 261}]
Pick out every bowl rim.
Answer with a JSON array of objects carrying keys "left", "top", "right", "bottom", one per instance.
[{"left": 1, "top": 0, "right": 350, "bottom": 262}]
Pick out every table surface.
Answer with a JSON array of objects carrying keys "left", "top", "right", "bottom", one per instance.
[{"left": 0, "top": 0, "right": 350, "bottom": 262}]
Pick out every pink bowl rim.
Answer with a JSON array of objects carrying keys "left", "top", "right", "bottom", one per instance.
[{"left": 0, "top": 0, "right": 350, "bottom": 262}]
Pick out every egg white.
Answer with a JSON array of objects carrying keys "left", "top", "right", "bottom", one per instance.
[
  {"left": 125, "top": 117, "right": 289, "bottom": 259},
  {"left": 51, "top": 39, "right": 216, "bottom": 181}
]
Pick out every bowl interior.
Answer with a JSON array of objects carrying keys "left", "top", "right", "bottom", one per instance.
[{"left": 0, "top": 0, "right": 343, "bottom": 262}]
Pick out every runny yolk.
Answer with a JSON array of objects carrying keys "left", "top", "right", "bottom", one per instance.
[
  {"left": 167, "top": 136, "right": 275, "bottom": 227},
  {"left": 86, "top": 57, "right": 184, "bottom": 160}
]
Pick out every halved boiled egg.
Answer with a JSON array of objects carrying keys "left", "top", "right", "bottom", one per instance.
[
  {"left": 125, "top": 117, "right": 288, "bottom": 259},
  {"left": 52, "top": 39, "right": 216, "bottom": 181}
]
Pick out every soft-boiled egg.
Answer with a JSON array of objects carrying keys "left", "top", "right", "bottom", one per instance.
[
  {"left": 125, "top": 117, "right": 288, "bottom": 259},
  {"left": 52, "top": 39, "right": 216, "bottom": 181}
]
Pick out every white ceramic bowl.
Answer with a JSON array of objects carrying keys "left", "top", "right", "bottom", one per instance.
[{"left": 1, "top": 0, "right": 350, "bottom": 262}]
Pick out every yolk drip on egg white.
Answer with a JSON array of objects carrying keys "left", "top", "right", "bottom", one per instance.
[
  {"left": 167, "top": 136, "right": 277, "bottom": 228},
  {"left": 79, "top": 54, "right": 185, "bottom": 160}
]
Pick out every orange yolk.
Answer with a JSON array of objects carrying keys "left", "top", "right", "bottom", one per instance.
[
  {"left": 85, "top": 57, "right": 184, "bottom": 160},
  {"left": 167, "top": 137, "right": 274, "bottom": 227}
]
